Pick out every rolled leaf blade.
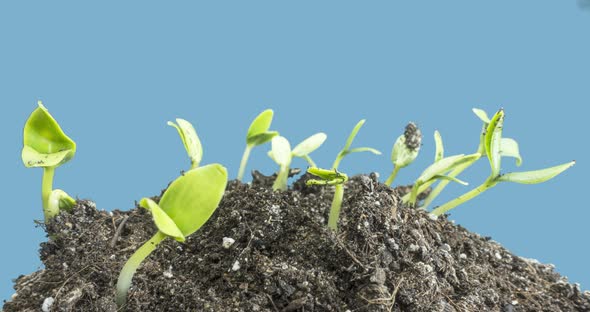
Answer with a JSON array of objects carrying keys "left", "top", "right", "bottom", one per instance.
[
  {"left": 159, "top": 164, "right": 228, "bottom": 237},
  {"left": 500, "top": 137, "right": 522, "bottom": 166},
  {"left": 349, "top": 147, "right": 382, "bottom": 155},
  {"left": 485, "top": 109, "right": 504, "bottom": 176},
  {"left": 292, "top": 133, "right": 327, "bottom": 157},
  {"left": 498, "top": 161, "right": 575, "bottom": 184},
  {"left": 342, "top": 119, "right": 366, "bottom": 151},
  {"left": 168, "top": 118, "right": 203, "bottom": 168},
  {"left": 140, "top": 198, "right": 186, "bottom": 242},
  {"left": 429, "top": 174, "right": 468, "bottom": 186},
  {"left": 417, "top": 153, "right": 480, "bottom": 184},
  {"left": 246, "top": 109, "right": 274, "bottom": 141},
  {"left": 434, "top": 130, "right": 444, "bottom": 162}
]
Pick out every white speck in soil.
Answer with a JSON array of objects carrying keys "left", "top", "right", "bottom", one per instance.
[
  {"left": 427, "top": 213, "right": 438, "bottom": 221},
  {"left": 409, "top": 244, "right": 420, "bottom": 252},
  {"left": 511, "top": 300, "right": 519, "bottom": 305},
  {"left": 62, "top": 262, "right": 68, "bottom": 269},
  {"left": 495, "top": 252, "right": 502, "bottom": 260},
  {"left": 41, "top": 297, "right": 54, "bottom": 312},
  {"left": 222, "top": 237, "right": 236, "bottom": 249},
  {"left": 441, "top": 244, "right": 451, "bottom": 252},
  {"left": 163, "top": 266, "right": 173, "bottom": 278},
  {"left": 232, "top": 260, "right": 241, "bottom": 271},
  {"left": 459, "top": 253, "right": 467, "bottom": 260},
  {"left": 110, "top": 254, "right": 116, "bottom": 260}
]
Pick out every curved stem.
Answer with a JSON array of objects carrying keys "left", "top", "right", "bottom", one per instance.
[
  {"left": 328, "top": 184, "right": 344, "bottom": 230},
  {"left": 385, "top": 166, "right": 400, "bottom": 186},
  {"left": 431, "top": 177, "right": 497, "bottom": 216},
  {"left": 237, "top": 145, "right": 252, "bottom": 181},
  {"left": 303, "top": 155, "right": 316, "bottom": 168},
  {"left": 116, "top": 231, "right": 167, "bottom": 308},
  {"left": 422, "top": 159, "right": 478, "bottom": 210},
  {"left": 42, "top": 167, "right": 56, "bottom": 221}
]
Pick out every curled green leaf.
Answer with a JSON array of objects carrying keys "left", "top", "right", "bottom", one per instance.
[
  {"left": 485, "top": 109, "right": 504, "bottom": 177},
  {"left": 168, "top": 118, "right": 203, "bottom": 169},
  {"left": 140, "top": 198, "right": 186, "bottom": 242},
  {"left": 434, "top": 130, "right": 444, "bottom": 162},
  {"left": 246, "top": 109, "right": 278, "bottom": 146},
  {"left": 500, "top": 138, "right": 522, "bottom": 166}
]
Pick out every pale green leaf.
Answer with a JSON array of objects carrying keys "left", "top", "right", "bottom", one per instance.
[
  {"left": 271, "top": 136, "right": 292, "bottom": 166},
  {"left": 497, "top": 161, "right": 575, "bottom": 184},
  {"left": 48, "top": 189, "right": 76, "bottom": 213},
  {"left": 140, "top": 198, "right": 186, "bottom": 242},
  {"left": 349, "top": 147, "right": 382, "bottom": 155},
  {"left": 417, "top": 153, "right": 480, "bottom": 184},
  {"left": 292, "top": 133, "right": 327, "bottom": 157},
  {"left": 247, "top": 131, "right": 279, "bottom": 146},
  {"left": 429, "top": 174, "right": 468, "bottom": 186},
  {"left": 342, "top": 119, "right": 366, "bottom": 151},
  {"left": 159, "top": 164, "right": 228, "bottom": 237},
  {"left": 485, "top": 109, "right": 504, "bottom": 177},
  {"left": 168, "top": 118, "right": 203, "bottom": 168},
  {"left": 22, "top": 101, "right": 76, "bottom": 168},
  {"left": 500, "top": 137, "right": 522, "bottom": 166},
  {"left": 391, "top": 135, "right": 418, "bottom": 168},
  {"left": 472, "top": 108, "right": 490, "bottom": 123},
  {"left": 306, "top": 167, "right": 348, "bottom": 185},
  {"left": 434, "top": 130, "right": 444, "bottom": 162}
]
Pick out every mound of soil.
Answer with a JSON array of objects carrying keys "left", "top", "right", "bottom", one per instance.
[{"left": 3, "top": 173, "right": 590, "bottom": 311}]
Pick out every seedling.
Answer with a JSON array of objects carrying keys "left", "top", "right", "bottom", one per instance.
[
  {"left": 306, "top": 120, "right": 380, "bottom": 231},
  {"left": 168, "top": 118, "right": 202, "bottom": 170},
  {"left": 385, "top": 122, "right": 422, "bottom": 186},
  {"left": 431, "top": 109, "right": 575, "bottom": 216},
  {"left": 306, "top": 167, "right": 348, "bottom": 230},
  {"left": 237, "top": 109, "right": 279, "bottom": 181},
  {"left": 116, "top": 164, "right": 227, "bottom": 307},
  {"left": 267, "top": 132, "right": 327, "bottom": 191},
  {"left": 22, "top": 101, "right": 77, "bottom": 221}
]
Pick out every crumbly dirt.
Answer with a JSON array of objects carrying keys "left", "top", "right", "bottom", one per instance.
[{"left": 3, "top": 172, "right": 590, "bottom": 312}]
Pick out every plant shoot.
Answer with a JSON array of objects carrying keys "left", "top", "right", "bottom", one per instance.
[
  {"left": 237, "top": 109, "right": 279, "bottom": 181},
  {"left": 386, "top": 122, "right": 422, "bottom": 186},
  {"left": 269, "top": 136, "right": 292, "bottom": 191},
  {"left": 332, "top": 119, "right": 381, "bottom": 170},
  {"left": 22, "top": 101, "right": 77, "bottom": 221},
  {"left": 168, "top": 118, "right": 203, "bottom": 170},
  {"left": 431, "top": 109, "right": 575, "bottom": 216},
  {"left": 116, "top": 164, "right": 227, "bottom": 307},
  {"left": 306, "top": 167, "right": 348, "bottom": 230}
]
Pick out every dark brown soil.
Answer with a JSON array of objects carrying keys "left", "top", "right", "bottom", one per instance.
[{"left": 3, "top": 173, "right": 590, "bottom": 312}]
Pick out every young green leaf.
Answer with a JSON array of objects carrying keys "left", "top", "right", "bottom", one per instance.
[
  {"left": 168, "top": 118, "right": 203, "bottom": 169},
  {"left": 238, "top": 109, "right": 279, "bottom": 181},
  {"left": 498, "top": 161, "right": 575, "bottom": 184},
  {"left": 305, "top": 167, "right": 348, "bottom": 230},
  {"left": 270, "top": 136, "right": 292, "bottom": 191},
  {"left": 500, "top": 138, "right": 522, "bottom": 166},
  {"left": 385, "top": 123, "right": 422, "bottom": 186},
  {"left": 417, "top": 154, "right": 480, "bottom": 185},
  {"left": 22, "top": 101, "right": 77, "bottom": 221},
  {"left": 472, "top": 108, "right": 490, "bottom": 123},
  {"left": 485, "top": 109, "right": 504, "bottom": 177},
  {"left": 48, "top": 189, "right": 76, "bottom": 214},
  {"left": 292, "top": 133, "right": 327, "bottom": 158},
  {"left": 332, "top": 119, "right": 381, "bottom": 170},
  {"left": 434, "top": 130, "right": 444, "bottom": 162},
  {"left": 117, "top": 164, "right": 227, "bottom": 307}
]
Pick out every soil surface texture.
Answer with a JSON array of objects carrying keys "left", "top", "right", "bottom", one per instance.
[{"left": 4, "top": 172, "right": 590, "bottom": 312}]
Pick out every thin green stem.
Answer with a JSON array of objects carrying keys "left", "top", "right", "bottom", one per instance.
[
  {"left": 303, "top": 155, "right": 316, "bottom": 168},
  {"left": 328, "top": 184, "right": 344, "bottom": 230},
  {"left": 431, "top": 177, "right": 497, "bottom": 216},
  {"left": 116, "top": 231, "right": 167, "bottom": 308},
  {"left": 237, "top": 145, "right": 253, "bottom": 181},
  {"left": 272, "top": 165, "right": 289, "bottom": 191},
  {"left": 422, "top": 159, "right": 478, "bottom": 210},
  {"left": 331, "top": 152, "right": 344, "bottom": 171},
  {"left": 385, "top": 166, "right": 400, "bottom": 187},
  {"left": 42, "top": 167, "right": 56, "bottom": 221}
]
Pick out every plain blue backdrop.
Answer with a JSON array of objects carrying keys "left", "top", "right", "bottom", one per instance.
[{"left": 1, "top": 1, "right": 588, "bottom": 303}]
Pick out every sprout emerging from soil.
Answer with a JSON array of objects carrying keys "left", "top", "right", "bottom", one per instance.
[
  {"left": 306, "top": 167, "right": 348, "bottom": 230},
  {"left": 237, "top": 109, "right": 279, "bottom": 181},
  {"left": 167, "top": 118, "right": 203, "bottom": 170},
  {"left": 431, "top": 109, "right": 575, "bottom": 216},
  {"left": 385, "top": 122, "right": 422, "bottom": 186},
  {"left": 22, "top": 101, "right": 77, "bottom": 222},
  {"left": 332, "top": 119, "right": 381, "bottom": 170},
  {"left": 116, "top": 164, "right": 227, "bottom": 308},
  {"left": 268, "top": 133, "right": 327, "bottom": 191}
]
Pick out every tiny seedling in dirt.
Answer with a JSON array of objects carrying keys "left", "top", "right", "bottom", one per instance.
[
  {"left": 237, "top": 109, "right": 279, "bottom": 181},
  {"left": 268, "top": 132, "right": 327, "bottom": 190},
  {"left": 22, "top": 101, "right": 77, "bottom": 222},
  {"left": 431, "top": 109, "right": 575, "bottom": 216},
  {"left": 309, "top": 120, "right": 380, "bottom": 231},
  {"left": 306, "top": 167, "right": 348, "bottom": 230},
  {"left": 385, "top": 122, "right": 422, "bottom": 186},
  {"left": 116, "top": 164, "right": 227, "bottom": 308},
  {"left": 168, "top": 118, "right": 203, "bottom": 170}
]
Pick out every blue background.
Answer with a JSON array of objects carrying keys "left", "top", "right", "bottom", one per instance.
[{"left": 1, "top": 1, "right": 588, "bottom": 302}]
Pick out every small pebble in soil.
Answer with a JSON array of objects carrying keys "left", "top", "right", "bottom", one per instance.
[
  {"left": 222, "top": 237, "right": 236, "bottom": 249},
  {"left": 163, "top": 266, "right": 173, "bottom": 278},
  {"left": 232, "top": 260, "right": 241, "bottom": 271},
  {"left": 495, "top": 252, "right": 502, "bottom": 260},
  {"left": 41, "top": 297, "right": 54, "bottom": 312}
]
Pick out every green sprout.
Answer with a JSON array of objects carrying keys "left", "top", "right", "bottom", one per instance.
[
  {"left": 385, "top": 122, "right": 422, "bottom": 186},
  {"left": 22, "top": 101, "right": 77, "bottom": 222},
  {"left": 116, "top": 164, "right": 227, "bottom": 307},
  {"left": 168, "top": 118, "right": 203, "bottom": 170},
  {"left": 268, "top": 133, "right": 327, "bottom": 191},
  {"left": 237, "top": 109, "right": 279, "bottom": 181},
  {"left": 306, "top": 167, "right": 348, "bottom": 230},
  {"left": 305, "top": 120, "right": 380, "bottom": 231},
  {"left": 431, "top": 109, "right": 575, "bottom": 216}
]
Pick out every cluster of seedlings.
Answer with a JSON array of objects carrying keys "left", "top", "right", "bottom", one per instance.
[{"left": 21, "top": 102, "right": 574, "bottom": 309}]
